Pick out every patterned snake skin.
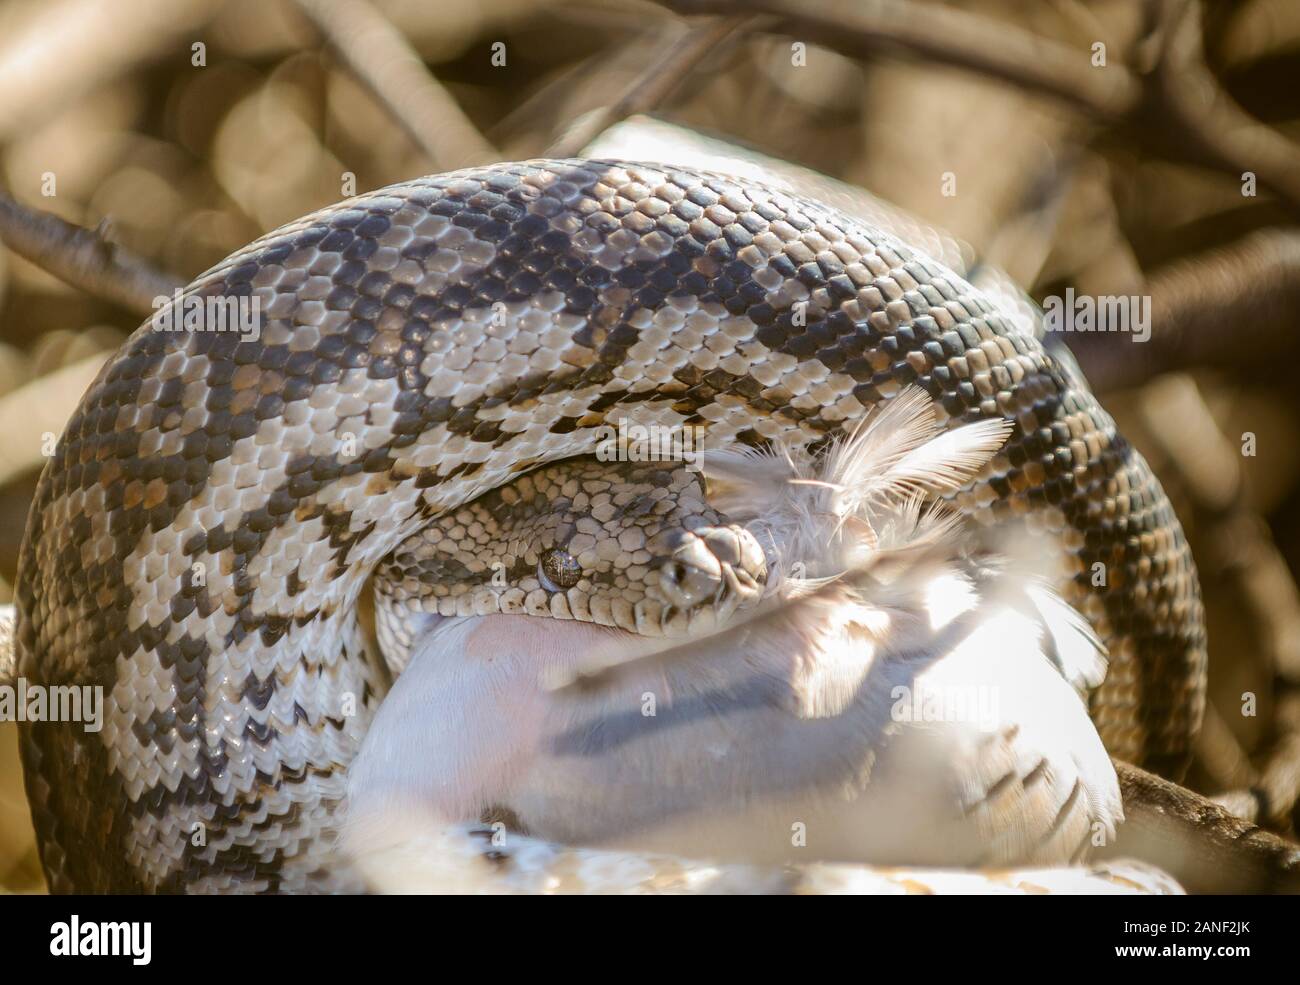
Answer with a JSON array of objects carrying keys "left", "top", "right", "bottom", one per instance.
[
  {"left": 373, "top": 455, "right": 770, "bottom": 675},
  {"left": 14, "top": 160, "right": 1205, "bottom": 892}
]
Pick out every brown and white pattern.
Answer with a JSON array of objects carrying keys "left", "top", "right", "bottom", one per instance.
[
  {"left": 374, "top": 456, "right": 769, "bottom": 674},
  {"left": 13, "top": 160, "right": 1204, "bottom": 892}
]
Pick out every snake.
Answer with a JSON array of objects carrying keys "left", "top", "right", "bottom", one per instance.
[{"left": 13, "top": 159, "right": 1205, "bottom": 893}]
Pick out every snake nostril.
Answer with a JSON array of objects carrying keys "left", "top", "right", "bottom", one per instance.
[{"left": 663, "top": 560, "right": 688, "bottom": 585}]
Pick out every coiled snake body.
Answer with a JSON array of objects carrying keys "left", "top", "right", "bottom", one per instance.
[{"left": 15, "top": 160, "right": 1204, "bottom": 892}]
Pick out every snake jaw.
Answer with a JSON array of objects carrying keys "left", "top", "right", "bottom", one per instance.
[{"left": 654, "top": 524, "right": 768, "bottom": 629}]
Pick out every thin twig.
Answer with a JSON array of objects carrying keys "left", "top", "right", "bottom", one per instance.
[
  {"left": 659, "top": 0, "right": 1141, "bottom": 120},
  {"left": 1195, "top": 704, "right": 1260, "bottom": 793},
  {"left": 0, "top": 193, "right": 182, "bottom": 315},
  {"left": 1257, "top": 692, "right": 1300, "bottom": 833},
  {"left": 545, "top": 15, "right": 759, "bottom": 159},
  {"left": 1145, "top": 0, "right": 1300, "bottom": 217},
  {"left": 1217, "top": 691, "right": 1300, "bottom": 834},
  {"left": 293, "top": 0, "right": 499, "bottom": 171},
  {"left": 1131, "top": 372, "right": 1300, "bottom": 835}
]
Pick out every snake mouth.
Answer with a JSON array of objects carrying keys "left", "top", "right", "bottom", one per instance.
[
  {"left": 652, "top": 523, "right": 768, "bottom": 628},
  {"left": 654, "top": 566, "right": 759, "bottom": 636}
]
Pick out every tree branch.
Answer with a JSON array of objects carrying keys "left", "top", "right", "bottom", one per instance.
[
  {"left": 1111, "top": 760, "right": 1300, "bottom": 893},
  {"left": 293, "top": 0, "right": 499, "bottom": 171},
  {"left": 545, "top": 14, "right": 759, "bottom": 159},
  {"left": 659, "top": 0, "right": 1140, "bottom": 120},
  {"left": 656, "top": 0, "right": 1300, "bottom": 217},
  {"left": 1069, "top": 228, "right": 1300, "bottom": 390},
  {"left": 0, "top": 193, "right": 182, "bottom": 315}
]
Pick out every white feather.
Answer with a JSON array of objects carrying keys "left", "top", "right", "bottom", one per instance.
[
  {"left": 701, "top": 387, "right": 1012, "bottom": 591},
  {"left": 1023, "top": 580, "right": 1107, "bottom": 695}
]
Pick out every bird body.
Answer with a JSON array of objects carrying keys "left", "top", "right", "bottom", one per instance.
[{"left": 346, "top": 391, "right": 1125, "bottom": 878}]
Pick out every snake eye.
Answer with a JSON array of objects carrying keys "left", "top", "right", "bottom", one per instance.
[{"left": 537, "top": 547, "right": 581, "bottom": 592}]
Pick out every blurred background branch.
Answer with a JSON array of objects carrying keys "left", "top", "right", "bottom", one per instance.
[
  {"left": 293, "top": 0, "right": 500, "bottom": 169},
  {"left": 544, "top": 13, "right": 757, "bottom": 157},
  {"left": 659, "top": 0, "right": 1300, "bottom": 215},
  {"left": 661, "top": 0, "right": 1143, "bottom": 118},
  {"left": 0, "top": 192, "right": 182, "bottom": 314}
]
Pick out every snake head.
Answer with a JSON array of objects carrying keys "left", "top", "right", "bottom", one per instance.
[{"left": 374, "top": 458, "right": 776, "bottom": 660}]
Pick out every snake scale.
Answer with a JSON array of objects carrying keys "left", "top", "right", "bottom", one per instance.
[{"left": 14, "top": 159, "right": 1205, "bottom": 893}]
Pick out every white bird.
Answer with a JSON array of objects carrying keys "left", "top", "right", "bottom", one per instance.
[{"left": 343, "top": 389, "right": 1157, "bottom": 892}]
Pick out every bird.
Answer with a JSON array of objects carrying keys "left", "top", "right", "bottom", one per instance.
[{"left": 342, "top": 388, "right": 1149, "bottom": 889}]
